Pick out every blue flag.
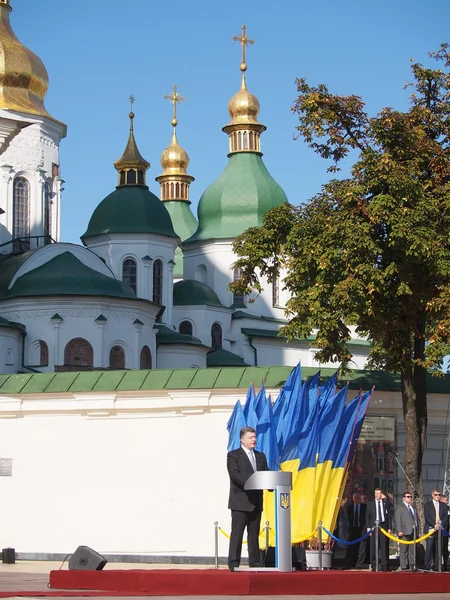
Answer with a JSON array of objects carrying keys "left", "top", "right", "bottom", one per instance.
[{"left": 226, "top": 400, "right": 246, "bottom": 451}]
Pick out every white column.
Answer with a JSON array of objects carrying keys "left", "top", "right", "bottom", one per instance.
[
  {"left": 51, "top": 314, "right": 63, "bottom": 369},
  {"left": 133, "top": 319, "right": 143, "bottom": 369},
  {"left": 165, "top": 259, "right": 175, "bottom": 325},
  {"left": 95, "top": 316, "right": 107, "bottom": 368},
  {"left": 0, "top": 165, "right": 13, "bottom": 249},
  {"left": 142, "top": 256, "right": 153, "bottom": 301}
]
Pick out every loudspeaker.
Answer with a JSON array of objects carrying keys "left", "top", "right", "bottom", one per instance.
[
  {"left": 68, "top": 545, "right": 107, "bottom": 570},
  {"left": 2, "top": 548, "right": 15, "bottom": 564},
  {"left": 263, "top": 546, "right": 306, "bottom": 570}
]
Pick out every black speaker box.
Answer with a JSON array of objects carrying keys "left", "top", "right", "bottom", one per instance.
[
  {"left": 68, "top": 545, "right": 107, "bottom": 570},
  {"left": 263, "top": 546, "right": 306, "bottom": 570},
  {"left": 2, "top": 548, "right": 15, "bottom": 564}
]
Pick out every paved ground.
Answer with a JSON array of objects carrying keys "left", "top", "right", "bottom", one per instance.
[{"left": 1, "top": 561, "right": 450, "bottom": 600}]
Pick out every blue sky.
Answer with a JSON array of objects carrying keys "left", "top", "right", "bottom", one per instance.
[{"left": 13, "top": 0, "right": 450, "bottom": 244}]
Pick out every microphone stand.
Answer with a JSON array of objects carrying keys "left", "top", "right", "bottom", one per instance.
[{"left": 393, "top": 452, "right": 424, "bottom": 572}]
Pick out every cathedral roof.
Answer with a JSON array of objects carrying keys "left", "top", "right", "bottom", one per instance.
[
  {"left": 165, "top": 202, "right": 198, "bottom": 278},
  {"left": 154, "top": 324, "right": 211, "bottom": 349},
  {"left": 81, "top": 185, "right": 177, "bottom": 241},
  {"left": 186, "top": 153, "right": 287, "bottom": 242},
  {"left": 173, "top": 280, "right": 223, "bottom": 307},
  {"left": 4, "top": 251, "right": 137, "bottom": 299},
  {"left": 0, "top": 0, "right": 54, "bottom": 119}
]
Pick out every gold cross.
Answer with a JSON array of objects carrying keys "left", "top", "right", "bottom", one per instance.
[
  {"left": 232, "top": 24, "right": 254, "bottom": 68},
  {"left": 164, "top": 85, "right": 186, "bottom": 124}
]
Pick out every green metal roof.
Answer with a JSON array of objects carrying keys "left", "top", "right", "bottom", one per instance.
[
  {"left": 186, "top": 152, "right": 287, "bottom": 243},
  {"left": 155, "top": 324, "right": 211, "bottom": 348},
  {"left": 0, "top": 316, "right": 25, "bottom": 331},
  {"left": 173, "top": 279, "right": 224, "bottom": 307},
  {"left": 232, "top": 310, "right": 287, "bottom": 324},
  {"left": 241, "top": 327, "right": 371, "bottom": 347},
  {"left": 0, "top": 366, "right": 445, "bottom": 395},
  {"left": 0, "top": 250, "right": 37, "bottom": 296},
  {"left": 6, "top": 252, "right": 137, "bottom": 299},
  {"left": 81, "top": 185, "right": 177, "bottom": 240},
  {"left": 207, "top": 349, "right": 248, "bottom": 367}
]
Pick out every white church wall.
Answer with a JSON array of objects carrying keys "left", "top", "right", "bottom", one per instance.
[
  {"left": 157, "top": 345, "right": 208, "bottom": 369},
  {"left": 183, "top": 240, "right": 282, "bottom": 320},
  {"left": 0, "top": 298, "right": 158, "bottom": 371},
  {"left": 172, "top": 306, "right": 232, "bottom": 351},
  {"left": 0, "top": 115, "right": 66, "bottom": 252},
  {"left": 0, "top": 328, "right": 21, "bottom": 373},
  {"left": 85, "top": 233, "right": 178, "bottom": 324}
]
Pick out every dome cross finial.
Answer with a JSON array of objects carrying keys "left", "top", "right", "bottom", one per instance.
[
  {"left": 232, "top": 24, "right": 254, "bottom": 75},
  {"left": 164, "top": 84, "right": 186, "bottom": 128}
]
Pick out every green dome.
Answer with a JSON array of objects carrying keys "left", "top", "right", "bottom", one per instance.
[
  {"left": 81, "top": 186, "right": 177, "bottom": 241},
  {"left": 164, "top": 201, "right": 198, "bottom": 278},
  {"left": 6, "top": 252, "right": 137, "bottom": 300},
  {"left": 187, "top": 152, "right": 287, "bottom": 242},
  {"left": 174, "top": 280, "right": 223, "bottom": 307}
]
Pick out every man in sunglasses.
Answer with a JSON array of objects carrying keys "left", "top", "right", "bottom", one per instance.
[
  {"left": 424, "top": 490, "right": 449, "bottom": 571},
  {"left": 395, "top": 491, "right": 419, "bottom": 570}
]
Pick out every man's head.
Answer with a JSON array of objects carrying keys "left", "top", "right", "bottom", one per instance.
[
  {"left": 432, "top": 490, "right": 441, "bottom": 501},
  {"left": 402, "top": 491, "right": 413, "bottom": 505},
  {"left": 441, "top": 495, "right": 448, "bottom": 505},
  {"left": 353, "top": 492, "right": 361, "bottom": 505},
  {"left": 374, "top": 488, "right": 382, "bottom": 500},
  {"left": 240, "top": 426, "right": 257, "bottom": 450},
  {"left": 361, "top": 494, "right": 368, "bottom": 504}
]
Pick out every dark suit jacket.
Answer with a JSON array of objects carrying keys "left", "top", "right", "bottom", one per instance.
[
  {"left": 365, "top": 497, "right": 392, "bottom": 529},
  {"left": 424, "top": 500, "right": 449, "bottom": 530},
  {"left": 395, "top": 501, "right": 420, "bottom": 537},
  {"left": 227, "top": 447, "right": 268, "bottom": 512},
  {"left": 347, "top": 502, "right": 366, "bottom": 530}
]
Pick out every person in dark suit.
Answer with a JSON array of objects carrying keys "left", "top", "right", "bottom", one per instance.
[
  {"left": 344, "top": 492, "right": 367, "bottom": 568},
  {"left": 440, "top": 495, "right": 450, "bottom": 571},
  {"left": 395, "top": 491, "right": 419, "bottom": 570},
  {"left": 366, "top": 487, "right": 392, "bottom": 571},
  {"left": 227, "top": 426, "right": 269, "bottom": 571},
  {"left": 424, "top": 490, "right": 449, "bottom": 570}
]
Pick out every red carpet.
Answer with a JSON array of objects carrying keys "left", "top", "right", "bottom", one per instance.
[{"left": 48, "top": 568, "right": 450, "bottom": 596}]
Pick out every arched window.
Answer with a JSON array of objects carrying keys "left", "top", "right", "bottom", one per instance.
[
  {"left": 39, "top": 340, "right": 49, "bottom": 366},
  {"left": 127, "top": 169, "right": 136, "bottom": 184},
  {"left": 211, "top": 323, "right": 222, "bottom": 351},
  {"left": 64, "top": 338, "right": 93, "bottom": 368},
  {"left": 109, "top": 345, "right": 125, "bottom": 369},
  {"left": 179, "top": 320, "right": 193, "bottom": 336},
  {"left": 44, "top": 182, "right": 52, "bottom": 243},
  {"left": 272, "top": 275, "right": 280, "bottom": 306},
  {"left": 13, "top": 176, "right": 30, "bottom": 252},
  {"left": 233, "top": 267, "right": 245, "bottom": 305},
  {"left": 122, "top": 258, "right": 137, "bottom": 294},
  {"left": 153, "top": 259, "right": 163, "bottom": 304},
  {"left": 140, "top": 345, "right": 152, "bottom": 369},
  {"left": 195, "top": 264, "right": 207, "bottom": 284}
]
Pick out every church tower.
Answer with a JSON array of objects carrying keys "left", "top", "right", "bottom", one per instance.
[
  {"left": 0, "top": 0, "right": 66, "bottom": 255},
  {"left": 155, "top": 86, "right": 197, "bottom": 282},
  {"left": 183, "top": 26, "right": 287, "bottom": 311}
]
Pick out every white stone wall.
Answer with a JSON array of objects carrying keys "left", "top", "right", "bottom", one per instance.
[
  {"left": 172, "top": 306, "right": 232, "bottom": 351},
  {"left": 0, "top": 387, "right": 447, "bottom": 558},
  {"left": 157, "top": 345, "right": 208, "bottom": 369}
]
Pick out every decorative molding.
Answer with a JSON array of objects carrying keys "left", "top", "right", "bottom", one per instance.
[{"left": 1, "top": 125, "right": 56, "bottom": 172}]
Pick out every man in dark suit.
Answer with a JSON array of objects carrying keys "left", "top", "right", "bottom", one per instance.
[
  {"left": 395, "top": 491, "right": 420, "bottom": 570},
  {"left": 440, "top": 495, "right": 450, "bottom": 570},
  {"left": 365, "top": 487, "right": 392, "bottom": 571},
  {"left": 424, "top": 490, "right": 449, "bottom": 570},
  {"left": 344, "top": 492, "right": 367, "bottom": 568},
  {"left": 227, "top": 426, "right": 269, "bottom": 571}
]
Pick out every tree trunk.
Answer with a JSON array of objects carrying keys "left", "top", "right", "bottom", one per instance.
[{"left": 400, "top": 326, "right": 427, "bottom": 525}]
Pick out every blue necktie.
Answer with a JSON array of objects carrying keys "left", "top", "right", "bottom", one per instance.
[
  {"left": 377, "top": 500, "right": 383, "bottom": 522},
  {"left": 408, "top": 505, "right": 414, "bottom": 520}
]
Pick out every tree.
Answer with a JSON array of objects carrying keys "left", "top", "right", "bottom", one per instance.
[{"left": 231, "top": 45, "right": 450, "bottom": 503}]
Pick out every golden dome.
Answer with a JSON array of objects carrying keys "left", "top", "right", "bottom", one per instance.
[
  {"left": 160, "top": 130, "right": 190, "bottom": 175},
  {"left": 227, "top": 73, "right": 261, "bottom": 125},
  {"left": 0, "top": 0, "right": 52, "bottom": 118}
]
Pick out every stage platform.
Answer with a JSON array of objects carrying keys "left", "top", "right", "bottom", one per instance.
[{"left": 48, "top": 568, "right": 450, "bottom": 596}]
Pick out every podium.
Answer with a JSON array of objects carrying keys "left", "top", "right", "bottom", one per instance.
[{"left": 245, "top": 471, "right": 293, "bottom": 572}]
